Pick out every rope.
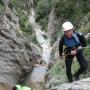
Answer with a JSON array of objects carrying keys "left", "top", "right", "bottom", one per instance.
[{"left": 63, "top": 46, "right": 90, "bottom": 57}]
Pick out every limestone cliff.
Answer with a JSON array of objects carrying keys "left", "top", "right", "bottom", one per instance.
[{"left": 0, "top": 0, "right": 39, "bottom": 89}]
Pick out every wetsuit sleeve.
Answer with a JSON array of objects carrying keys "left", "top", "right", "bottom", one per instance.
[
  {"left": 79, "top": 33, "right": 87, "bottom": 47},
  {"left": 59, "top": 37, "right": 64, "bottom": 56}
]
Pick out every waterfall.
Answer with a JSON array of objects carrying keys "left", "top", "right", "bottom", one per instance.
[
  {"left": 29, "top": 8, "right": 51, "bottom": 65},
  {"left": 26, "top": 7, "right": 53, "bottom": 90}
]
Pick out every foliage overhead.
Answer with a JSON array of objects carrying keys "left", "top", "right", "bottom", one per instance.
[
  {"left": 54, "top": 0, "right": 90, "bottom": 26},
  {"left": 34, "top": 0, "right": 90, "bottom": 30}
]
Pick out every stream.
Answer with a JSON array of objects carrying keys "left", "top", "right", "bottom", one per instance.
[{"left": 26, "top": 8, "right": 52, "bottom": 90}]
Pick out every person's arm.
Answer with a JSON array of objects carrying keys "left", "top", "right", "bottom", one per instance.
[
  {"left": 59, "top": 37, "right": 64, "bottom": 57},
  {"left": 77, "top": 32, "right": 87, "bottom": 47},
  {"left": 80, "top": 34, "right": 87, "bottom": 47},
  {"left": 76, "top": 33, "right": 87, "bottom": 52}
]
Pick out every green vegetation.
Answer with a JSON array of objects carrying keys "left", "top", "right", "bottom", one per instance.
[
  {"left": 0, "top": 1, "right": 5, "bottom": 13},
  {"left": 18, "top": 12, "right": 28, "bottom": 31},
  {"left": 11, "top": 0, "right": 28, "bottom": 11},
  {"left": 34, "top": 0, "right": 90, "bottom": 31},
  {"left": 54, "top": 0, "right": 90, "bottom": 24},
  {"left": 48, "top": 60, "right": 67, "bottom": 84},
  {"left": 48, "top": 59, "right": 80, "bottom": 84},
  {"left": 0, "top": 0, "right": 4, "bottom": 5},
  {"left": 11, "top": 0, "right": 56, "bottom": 35},
  {"left": 84, "top": 47, "right": 90, "bottom": 60},
  {"left": 35, "top": 0, "right": 56, "bottom": 30},
  {"left": 78, "top": 12, "right": 90, "bottom": 34},
  {"left": 10, "top": 0, "right": 37, "bottom": 44},
  {"left": 34, "top": 0, "right": 90, "bottom": 38},
  {"left": 11, "top": 0, "right": 29, "bottom": 31}
]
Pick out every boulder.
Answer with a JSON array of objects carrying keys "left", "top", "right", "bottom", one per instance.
[{"left": 57, "top": 78, "right": 90, "bottom": 90}]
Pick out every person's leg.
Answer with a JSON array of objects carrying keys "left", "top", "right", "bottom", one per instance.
[
  {"left": 65, "top": 58, "right": 73, "bottom": 82},
  {"left": 74, "top": 51, "right": 88, "bottom": 80}
]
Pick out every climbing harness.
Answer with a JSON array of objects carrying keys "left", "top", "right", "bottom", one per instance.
[{"left": 64, "top": 46, "right": 90, "bottom": 57}]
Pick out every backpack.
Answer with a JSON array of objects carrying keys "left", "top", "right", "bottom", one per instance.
[
  {"left": 63, "top": 32, "right": 81, "bottom": 48},
  {"left": 16, "top": 85, "right": 34, "bottom": 90}
]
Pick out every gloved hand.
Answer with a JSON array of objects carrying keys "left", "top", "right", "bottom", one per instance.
[
  {"left": 78, "top": 46, "right": 83, "bottom": 50},
  {"left": 77, "top": 46, "right": 83, "bottom": 52},
  {"left": 70, "top": 50, "right": 77, "bottom": 55}
]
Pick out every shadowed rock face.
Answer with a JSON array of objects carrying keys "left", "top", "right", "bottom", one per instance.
[{"left": 0, "top": 1, "right": 38, "bottom": 89}]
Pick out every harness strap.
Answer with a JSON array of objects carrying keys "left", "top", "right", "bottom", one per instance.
[{"left": 64, "top": 32, "right": 81, "bottom": 48}]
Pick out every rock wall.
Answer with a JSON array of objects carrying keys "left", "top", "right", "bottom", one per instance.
[
  {"left": 46, "top": 78, "right": 90, "bottom": 90},
  {"left": 0, "top": 0, "right": 39, "bottom": 89},
  {"left": 58, "top": 78, "right": 90, "bottom": 90},
  {"left": 47, "top": 9, "right": 60, "bottom": 45}
]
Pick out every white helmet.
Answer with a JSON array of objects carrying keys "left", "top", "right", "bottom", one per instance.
[{"left": 62, "top": 21, "right": 74, "bottom": 31}]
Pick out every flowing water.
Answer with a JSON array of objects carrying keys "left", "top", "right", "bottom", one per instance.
[{"left": 26, "top": 8, "right": 52, "bottom": 90}]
